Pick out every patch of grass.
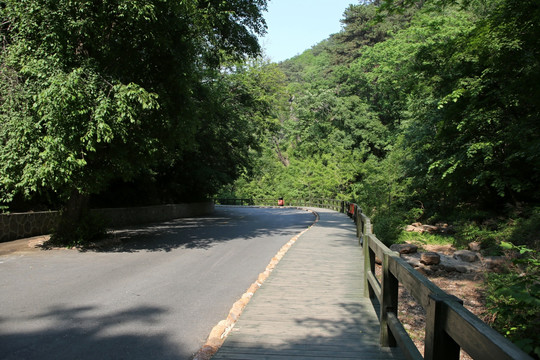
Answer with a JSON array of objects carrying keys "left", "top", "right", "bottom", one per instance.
[{"left": 397, "top": 231, "right": 454, "bottom": 246}]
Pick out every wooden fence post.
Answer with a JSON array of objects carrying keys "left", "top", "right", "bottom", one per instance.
[
  {"left": 365, "top": 217, "right": 372, "bottom": 235},
  {"left": 380, "top": 252, "right": 399, "bottom": 347},
  {"left": 425, "top": 294, "right": 461, "bottom": 360},
  {"left": 356, "top": 209, "right": 360, "bottom": 237},
  {"left": 363, "top": 235, "right": 376, "bottom": 299}
]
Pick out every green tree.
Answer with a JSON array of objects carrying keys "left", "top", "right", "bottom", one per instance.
[
  {"left": 0, "top": 0, "right": 267, "bottom": 241},
  {"left": 159, "top": 58, "right": 289, "bottom": 202},
  {"left": 400, "top": 0, "right": 540, "bottom": 212},
  {"left": 331, "top": 1, "right": 414, "bottom": 64}
]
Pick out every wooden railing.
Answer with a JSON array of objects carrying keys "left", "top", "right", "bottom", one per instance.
[{"left": 215, "top": 197, "right": 532, "bottom": 360}]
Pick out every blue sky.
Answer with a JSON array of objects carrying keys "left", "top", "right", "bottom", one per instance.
[{"left": 258, "top": 0, "right": 357, "bottom": 63}]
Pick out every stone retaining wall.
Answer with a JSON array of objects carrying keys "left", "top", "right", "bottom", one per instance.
[
  {"left": 93, "top": 202, "right": 214, "bottom": 228},
  {"left": 0, "top": 202, "right": 214, "bottom": 243},
  {"left": 0, "top": 211, "right": 60, "bottom": 243}
]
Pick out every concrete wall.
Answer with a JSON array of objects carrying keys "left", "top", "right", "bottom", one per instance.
[{"left": 0, "top": 202, "right": 214, "bottom": 243}]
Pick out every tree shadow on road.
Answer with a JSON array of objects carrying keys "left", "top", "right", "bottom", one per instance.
[
  {"left": 0, "top": 304, "right": 194, "bottom": 360},
  {"left": 82, "top": 207, "right": 316, "bottom": 253}
]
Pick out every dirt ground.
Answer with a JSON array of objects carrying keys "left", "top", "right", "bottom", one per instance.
[
  {"left": 0, "top": 235, "right": 50, "bottom": 255},
  {"left": 392, "top": 244, "right": 490, "bottom": 360},
  {"left": 397, "top": 272, "right": 487, "bottom": 360}
]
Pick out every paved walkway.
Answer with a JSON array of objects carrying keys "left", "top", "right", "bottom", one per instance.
[{"left": 213, "top": 208, "right": 405, "bottom": 359}]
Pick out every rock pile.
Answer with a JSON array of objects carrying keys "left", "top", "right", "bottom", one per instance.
[
  {"left": 404, "top": 222, "right": 455, "bottom": 234},
  {"left": 391, "top": 242, "right": 507, "bottom": 275}
]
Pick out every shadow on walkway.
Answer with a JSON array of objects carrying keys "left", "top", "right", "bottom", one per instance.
[{"left": 217, "top": 300, "right": 402, "bottom": 359}]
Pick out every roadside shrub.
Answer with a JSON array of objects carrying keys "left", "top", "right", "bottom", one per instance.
[
  {"left": 372, "top": 207, "right": 407, "bottom": 246},
  {"left": 49, "top": 212, "right": 108, "bottom": 248},
  {"left": 508, "top": 206, "right": 540, "bottom": 250},
  {"left": 486, "top": 242, "right": 540, "bottom": 358},
  {"left": 452, "top": 222, "right": 506, "bottom": 255}
]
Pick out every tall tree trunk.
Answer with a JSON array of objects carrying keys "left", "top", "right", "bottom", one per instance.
[
  {"left": 272, "top": 136, "right": 289, "bottom": 167},
  {"left": 54, "top": 189, "right": 90, "bottom": 241}
]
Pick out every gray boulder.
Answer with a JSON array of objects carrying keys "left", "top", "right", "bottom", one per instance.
[
  {"left": 454, "top": 250, "right": 478, "bottom": 262},
  {"left": 390, "top": 243, "right": 418, "bottom": 254}
]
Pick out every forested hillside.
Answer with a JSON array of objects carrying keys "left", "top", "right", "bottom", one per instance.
[
  {"left": 228, "top": 0, "right": 540, "bottom": 241},
  {"left": 225, "top": 1, "right": 540, "bottom": 354}
]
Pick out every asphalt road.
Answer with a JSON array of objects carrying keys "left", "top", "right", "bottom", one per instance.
[{"left": 0, "top": 206, "right": 315, "bottom": 360}]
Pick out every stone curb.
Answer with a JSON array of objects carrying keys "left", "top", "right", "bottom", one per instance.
[{"left": 191, "top": 207, "right": 320, "bottom": 360}]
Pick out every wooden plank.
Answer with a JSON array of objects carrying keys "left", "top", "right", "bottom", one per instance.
[
  {"left": 444, "top": 300, "right": 533, "bottom": 360},
  {"left": 387, "top": 313, "right": 424, "bottom": 360},
  {"left": 424, "top": 294, "right": 460, "bottom": 360},
  {"left": 215, "top": 352, "right": 397, "bottom": 360},
  {"left": 367, "top": 270, "right": 382, "bottom": 302},
  {"left": 387, "top": 255, "right": 446, "bottom": 309},
  {"left": 364, "top": 234, "right": 376, "bottom": 298},
  {"left": 216, "top": 346, "right": 401, "bottom": 358},
  {"left": 380, "top": 252, "right": 399, "bottom": 347},
  {"left": 360, "top": 213, "right": 372, "bottom": 234},
  {"left": 219, "top": 340, "right": 378, "bottom": 350},
  {"left": 367, "top": 233, "right": 387, "bottom": 261},
  {"left": 219, "top": 335, "right": 381, "bottom": 348}
]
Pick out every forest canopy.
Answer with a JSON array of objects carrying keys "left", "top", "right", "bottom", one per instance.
[
  {"left": 228, "top": 0, "right": 540, "bottom": 229},
  {"left": 1, "top": 0, "right": 538, "bottom": 245},
  {"left": 0, "top": 0, "right": 270, "bottom": 213}
]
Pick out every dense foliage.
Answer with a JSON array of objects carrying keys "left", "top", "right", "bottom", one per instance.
[
  {"left": 487, "top": 241, "right": 540, "bottom": 357},
  {"left": 0, "top": 0, "right": 270, "bottom": 240},
  {"left": 229, "top": 0, "right": 540, "bottom": 241}
]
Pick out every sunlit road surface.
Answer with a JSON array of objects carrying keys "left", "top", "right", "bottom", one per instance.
[{"left": 0, "top": 206, "right": 315, "bottom": 360}]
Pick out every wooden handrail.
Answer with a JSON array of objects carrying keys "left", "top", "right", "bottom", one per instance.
[
  {"left": 212, "top": 198, "right": 532, "bottom": 360},
  {"left": 353, "top": 201, "right": 532, "bottom": 360}
]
